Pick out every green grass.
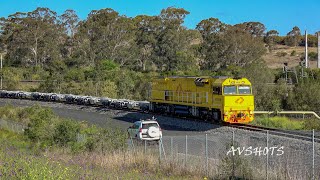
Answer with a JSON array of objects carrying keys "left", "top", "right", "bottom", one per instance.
[
  {"left": 251, "top": 116, "right": 305, "bottom": 130},
  {"left": 252, "top": 115, "right": 320, "bottom": 130}
]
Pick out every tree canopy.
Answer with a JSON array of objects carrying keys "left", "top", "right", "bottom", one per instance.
[
  {"left": 1, "top": 7, "right": 320, "bottom": 111},
  {"left": 0, "top": 7, "right": 273, "bottom": 72}
]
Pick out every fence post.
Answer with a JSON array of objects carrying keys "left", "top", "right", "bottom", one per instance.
[
  {"left": 185, "top": 135, "right": 188, "bottom": 169},
  {"left": 205, "top": 134, "right": 208, "bottom": 177},
  {"left": 159, "top": 138, "right": 162, "bottom": 163},
  {"left": 144, "top": 140, "right": 147, "bottom": 154},
  {"left": 312, "top": 129, "right": 315, "bottom": 180},
  {"left": 171, "top": 137, "right": 173, "bottom": 158},
  {"left": 232, "top": 129, "right": 235, "bottom": 178},
  {"left": 266, "top": 130, "right": 269, "bottom": 180}
]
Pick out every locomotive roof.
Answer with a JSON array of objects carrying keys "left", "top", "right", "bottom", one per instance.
[
  {"left": 153, "top": 76, "right": 251, "bottom": 85},
  {"left": 157, "top": 76, "right": 230, "bottom": 79}
]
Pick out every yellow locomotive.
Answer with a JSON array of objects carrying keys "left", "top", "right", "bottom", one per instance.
[{"left": 149, "top": 76, "right": 254, "bottom": 123}]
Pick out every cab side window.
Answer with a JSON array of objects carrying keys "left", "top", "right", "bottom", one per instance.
[{"left": 213, "top": 86, "right": 222, "bottom": 95}]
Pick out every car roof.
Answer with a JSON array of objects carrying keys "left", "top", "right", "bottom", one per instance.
[{"left": 139, "top": 120, "right": 158, "bottom": 124}]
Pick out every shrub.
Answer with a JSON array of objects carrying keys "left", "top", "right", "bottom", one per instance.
[
  {"left": 2, "top": 68, "right": 21, "bottom": 90},
  {"left": 303, "top": 119, "right": 320, "bottom": 130},
  {"left": 99, "top": 80, "right": 118, "bottom": 98},
  {"left": 60, "top": 81, "right": 82, "bottom": 94},
  {"left": 290, "top": 50, "right": 296, "bottom": 56},
  {"left": 64, "top": 68, "right": 85, "bottom": 82},
  {"left": 308, "top": 52, "right": 318, "bottom": 61},
  {"left": 53, "top": 120, "right": 80, "bottom": 147},
  {"left": 276, "top": 51, "right": 287, "bottom": 57},
  {"left": 24, "top": 108, "right": 56, "bottom": 148},
  {"left": 100, "top": 59, "right": 120, "bottom": 71},
  {"left": 2, "top": 105, "right": 128, "bottom": 153},
  {"left": 287, "top": 81, "right": 320, "bottom": 111},
  {"left": 37, "top": 76, "right": 57, "bottom": 93}
]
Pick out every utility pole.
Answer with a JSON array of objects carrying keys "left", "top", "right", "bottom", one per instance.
[
  {"left": 305, "top": 30, "right": 308, "bottom": 68},
  {"left": 318, "top": 32, "right": 320, "bottom": 68}
]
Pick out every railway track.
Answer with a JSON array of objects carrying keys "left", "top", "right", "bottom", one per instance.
[
  {"left": 229, "top": 123, "right": 320, "bottom": 143},
  {"left": 1, "top": 94, "right": 319, "bottom": 143}
]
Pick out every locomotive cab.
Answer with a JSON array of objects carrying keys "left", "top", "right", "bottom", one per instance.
[{"left": 220, "top": 78, "right": 254, "bottom": 123}]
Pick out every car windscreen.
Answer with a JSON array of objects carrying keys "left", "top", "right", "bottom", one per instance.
[
  {"left": 224, "top": 86, "right": 237, "bottom": 95},
  {"left": 142, "top": 123, "right": 159, "bottom": 129},
  {"left": 238, "top": 86, "right": 251, "bottom": 94}
]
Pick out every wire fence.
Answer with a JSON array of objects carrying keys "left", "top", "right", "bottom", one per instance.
[
  {"left": 130, "top": 129, "right": 320, "bottom": 180},
  {"left": 1, "top": 119, "right": 319, "bottom": 179}
]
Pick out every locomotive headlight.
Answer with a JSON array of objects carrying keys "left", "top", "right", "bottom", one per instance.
[{"left": 249, "top": 110, "right": 253, "bottom": 114}]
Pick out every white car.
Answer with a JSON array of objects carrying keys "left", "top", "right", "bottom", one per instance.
[{"left": 127, "top": 118, "right": 162, "bottom": 141}]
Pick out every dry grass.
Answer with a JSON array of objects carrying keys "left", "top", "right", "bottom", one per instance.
[
  {"left": 44, "top": 148, "right": 206, "bottom": 179},
  {"left": 263, "top": 45, "right": 318, "bottom": 69}
]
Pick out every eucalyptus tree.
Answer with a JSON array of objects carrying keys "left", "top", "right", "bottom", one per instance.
[
  {"left": 196, "top": 18, "right": 266, "bottom": 70},
  {"left": 234, "top": 22, "right": 266, "bottom": 37},
  {"left": 60, "top": 9, "right": 79, "bottom": 38},
  {"left": 0, "top": 8, "right": 66, "bottom": 67},
  {"left": 76, "top": 8, "right": 137, "bottom": 67},
  {"left": 155, "top": 7, "right": 196, "bottom": 72},
  {"left": 217, "top": 25, "right": 266, "bottom": 68},
  {"left": 285, "top": 26, "right": 301, "bottom": 47},
  {"left": 196, "top": 17, "right": 226, "bottom": 70},
  {"left": 134, "top": 15, "right": 160, "bottom": 71},
  {"left": 60, "top": 9, "right": 79, "bottom": 60}
]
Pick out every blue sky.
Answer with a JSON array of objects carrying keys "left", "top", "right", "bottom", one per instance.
[{"left": 1, "top": 0, "right": 319, "bottom": 35}]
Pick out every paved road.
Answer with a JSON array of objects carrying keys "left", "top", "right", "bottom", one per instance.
[{"left": 0, "top": 98, "right": 222, "bottom": 136}]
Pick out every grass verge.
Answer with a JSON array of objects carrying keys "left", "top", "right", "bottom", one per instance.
[
  {"left": 0, "top": 128, "right": 203, "bottom": 179},
  {"left": 0, "top": 105, "right": 206, "bottom": 179},
  {"left": 251, "top": 115, "right": 320, "bottom": 130}
]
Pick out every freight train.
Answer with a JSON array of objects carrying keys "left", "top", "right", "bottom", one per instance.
[{"left": 0, "top": 76, "right": 254, "bottom": 123}]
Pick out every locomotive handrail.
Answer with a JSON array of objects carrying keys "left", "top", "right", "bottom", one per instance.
[{"left": 254, "top": 110, "right": 320, "bottom": 120}]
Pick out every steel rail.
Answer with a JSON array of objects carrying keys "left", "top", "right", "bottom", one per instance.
[{"left": 229, "top": 123, "right": 320, "bottom": 143}]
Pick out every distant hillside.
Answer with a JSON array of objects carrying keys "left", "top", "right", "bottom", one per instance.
[{"left": 263, "top": 45, "right": 318, "bottom": 69}]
